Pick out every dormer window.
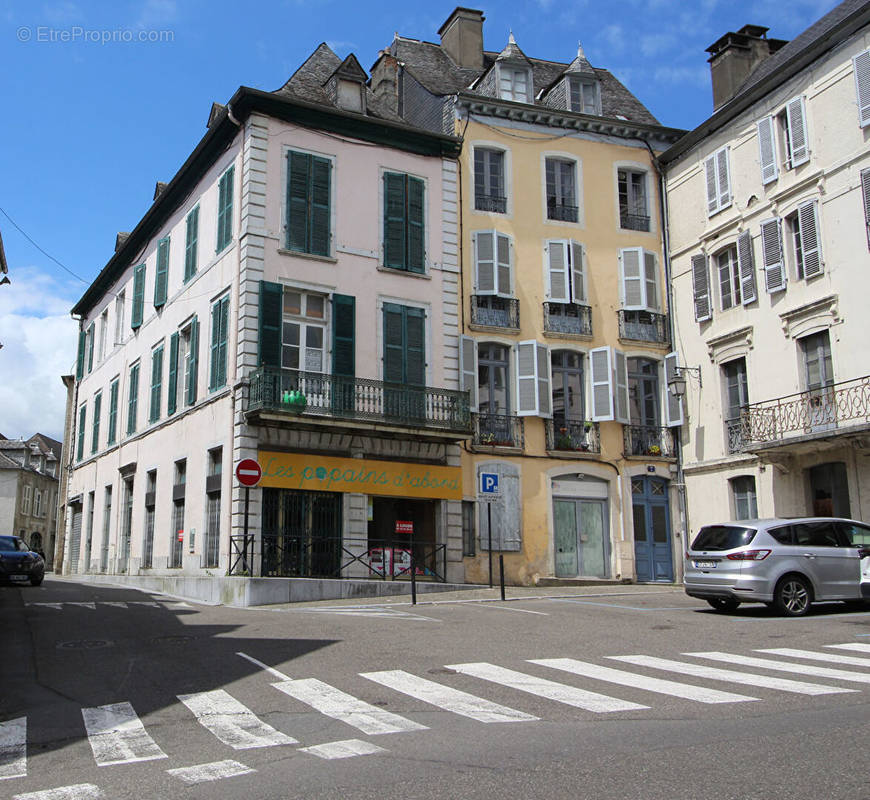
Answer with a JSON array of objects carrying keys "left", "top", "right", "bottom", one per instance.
[
  {"left": 337, "top": 79, "right": 364, "bottom": 113},
  {"left": 498, "top": 65, "right": 531, "bottom": 103},
  {"left": 569, "top": 78, "right": 600, "bottom": 115}
]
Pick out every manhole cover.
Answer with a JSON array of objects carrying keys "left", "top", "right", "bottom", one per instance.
[
  {"left": 151, "top": 635, "right": 196, "bottom": 645},
  {"left": 57, "top": 640, "right": 113, "bottom": 650}
]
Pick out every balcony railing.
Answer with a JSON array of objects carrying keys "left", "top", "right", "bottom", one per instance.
[
  {"left": 623, "top": 424, "right": 676, "bottom": 458},
  {"left": 543, "top": 302, "right": 592, "bottom": 336},
  {"left": 470, "top": 295, "right": 520, "bottom": 329},
  {"left": 733, "top": 375, "right": 870, "bottom": 449},
  {"left": 620, "top": 211, "right": 651, "bottom": 232},
  {"left": 547, "top": 202, "right": 579, "bottom": 222},
  {"left": 545, "top": 419, "right": 601, "bottom": 453},
  {"left": 725, "top": 416, "right": 747, "bottom": 454},
  {"left": 473, "top": 412, "right": 524, "bottom": 449},
  {"left": 247, "top": 367, "right": 472, "bottom": 435},
  {"left": 617, "top": 309, "right": 669, "bottom": 345},
  {"left": 475, "top": 193, "right": 507, "bottom": 213}
]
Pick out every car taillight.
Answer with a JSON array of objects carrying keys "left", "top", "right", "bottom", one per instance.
[
  {"left": 858, "top": 548, "right": 870, "bottom": 559},
  {"left": 726, "top": 549, "right": 771, "bottom": 561}
]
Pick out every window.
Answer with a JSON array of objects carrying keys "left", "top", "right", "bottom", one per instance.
[
  {"left": 383, "top": 172, "right": 425, "bottom": 272},
  {"left": 498, "top": 66, "right": 530, "bottom": 103},
  {"left": 98, "top": 309, "right": 108, "bottom": 361},
  {"left": 476, "top": 343, "right": 512, "bottom": 442},
  {"left": 149, "top": 344, "right": 163, "bottom": 423},
  {"left": 120, "top": 476, "right": 134, "bottom": 564},
  {"left": 801, "top": 330, "right": 833, "bottom": 394},
  {"left": 462, "top": 500, "right": 476, "bottom": 557},
  {"left": 717, "top": 246, "right": 741, "bottom": 310},
  {"left": 382, "top": 304, "right": 426, "bottom": 408},
  {"left": 283, "top": 291, "right": 325, "bottom": 372},
  {"left": 760, "top": 218, "right": 786, "bottom": 293},
  {"left": 785, "top": 201, "right": 822, "bottom": 280},
  {"left": 551, "top": 350, "right": 585, "bottom": 424},
  {"left": 778, "top": 96, "right": 809, "bottom": 169},
  {"left": 208, "top": 295, "right": 230, "bottom": 391},
  {"left": 126, "top": 362, "right": 139, "bottom": 435},
  {"left": 107, "top": 377, "right": 119, "bottom": 445},
  {"left": 619, "top": 248, "right": 658, "bottom": 311},
  {"left": 723, "top": 358, "right": 748, "bottom": 453},
  {"left": 731, "top": 476, "right": 758, "bottom": 520},
  {"left": 205, "top": 448, "right": 222, "bottom": 569},
  {"left": 184, "top": 206, "right": 199, "bottom": 282},
  {"left": 86, "top": 322, "right": 95, "bottom": 374},
  {"left": 627, "top": 357, "right": 660, "bottom": 428},
  {"left": 854, "top": 48, "right": 870, "bottom": 127},
  {"left": 76, "top": 404, "right": 86, "bottom": 461},
  {"left": 589, "top": 346, "right": 629, "bottom": 422},
  {"left": 131, "top": 264, "right": 146, "bottom": 330},
  {"left": 168, "top": 317, "right": 199, "bottom": 413},
  {"left": 618, "top": 170, "right": 649, "bottom": 231},
  {"left": 473, "top": 231, "right": 512, "bottom": 297},
  {"left": 473, "top": 148, "right": 506, "bottom": 213},
  {"left": 154, "top": 237, "right": 169, "bottom": 308},
  {"left": 170, "top": 460, "right": 186, "bottom": 568},
  {"left": 216, "top": 165, "right": 234, "bottom": 253},
  {"left": 286, "top": 150, "right": 331, "bottom": 256},
  {"left": 568, "top": 78, "right": 600, "bottom": 115},
  {"left": 100, "top": 486, "right": 112, "bottom": 572},
  {"left": 704, "top": 146, "right": 731, "bottom": 215},
  {"left": 545, "top": 158, "right": 578, "bottom": 222},
  {"left": 91, "top": 391, "right": 101, "bottom": 455},
  {"left": 33, "top": 489, "right": 43, "bottom": 518},
  {"left": 22, "top": 485, "right": 32, "bottom": 516},
  {"left": 545, "top": 240, "right": 586, "bottom": 304},
  {"left": 114, "top": 290, "right": 126, "bottom": 343},
  {"left": 143, "top": 470, "right": 156, "bottom": 569}
]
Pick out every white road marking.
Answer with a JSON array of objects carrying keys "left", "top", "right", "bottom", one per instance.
[
  {"left": 178, "top": 690, "right": 297, "bottom": 748},
  {"left": 531, "top": 658, "right": 758, "bottom": 704},
  {"left": 468, "top": 605, "right": 548, "bottom": 615},
  {"left": 757, "top": 647, "right": 870, "bottom": 668},
  {"left": 298, "top": 739, "right": 387, "bottom": 760},
  {"left": 128, "top": 601, "right": 160, "bottom": 608},
  {"left": 826, "top": 642, "right": 870, "bottom": 653},
  {"left": 66, "top": 603, "right": 96, "bottom": 610},
  {"left": 446, "top": 662, "right": 647, "bottom": 712},
  {"left": 167, "top": 759, "right": 255, "bottom": 784},
  {"left": 688, "top": 651, "right": 870, "bottom": 684},
  {"left": 26, "top": 603, "right": 63, "bottom": 610},
  {"left": 609, "top": 655, "right": 855, "bottom": 695},
  {"left": 272, "top": 678, "right": 427, "bottom": 735},
  {"left": 0, "top": 717, "right": 27, "bottom": 780},
  {"left": 300, "top": 607, "right": 439, "bottom": 621},
  {"left": 360, "top": 670, "right": 539, "bottom": 723},
  {"left": 13, "top": 784, "right": 104, "bottom": 800},
  {"left": 81, "top": 702, "right": 168, "bottom": 765},
  {"left": 236, "top": 652, "right": 292, "bottom": 681},
  {"left": 102, "top": 602, "right": 128, "bottom": 609}
]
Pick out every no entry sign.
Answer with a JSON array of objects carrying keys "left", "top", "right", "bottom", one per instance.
[{"left": 236, "top": 458, "right": 262, "bottom": 487}]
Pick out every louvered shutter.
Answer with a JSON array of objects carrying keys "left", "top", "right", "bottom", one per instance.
[
  {"left": 620, "top": 247, "right": 644, "bottom": 309},
  {"left": 757, "top": 116, "right": 778, "bottom": 184},
  {"left": 460, "top": 335, "right": 478, "bottom": 409},
  {"left": 546, "top": 240, "right": 569, "bottom": 301},
  {"left": 786, "top": 96, "right": 809, "bottom": 167},
  {"left": 613, "top": 350, "right": 629, "bottom": 424},
  {"left": 76, "top": 328, "right": 86, "bottom": 380},
  {"left": 383, "top": 172, "right": 406, "bottom": 269},
  {"left": 536, "top": 343, "right": 551, "bottom": 417},
  {"left": 131, "top": 264, "right": 145, "bottom": 329},
  {"left": 167, "top": 332, "right": 179, "bottom": 416},
  {"left": 495, "top": 232, "right": 511, "bottom": 296},
  {"left": 474, "top": 231, "right": 495, "bottom": 294},
  {"left": 570, "top": 241, "right": 586, "bottom": 302},
  {"left": 798, "top": 201, "right": 822, "bottom": 278},
  {"left": 287, "top": 151, "right": 310, "bottom": 252},
  {"left": 405, "top": 307, "right": 425, "bottom": 386},
  {"left": 310, "top": 156, "right": 331, "bottom": 257},
  {"left": 184, "top": 207, "right": 198, "bottom": 282},
  {"left": 382, "top": 303, "right": 404, "bottom": 384},
  {"left": 736, "top": 231, "right": 757, "bottom": 305},
  {"left": 704, "top": 155, "right": 718, "bottom": 214},
  {"left": 516, "top": 340, "right": 538, "bottom": 416},
  {"left": 186, "top": 316, "right": 199, "bottom": 405},
  {"left": 154, "top": 237, "right": 169, "bottom": 308},
  {"left": 332, "top": 295, "right": 355, "bottom": 377},
  {"left": 87, "top": 322, "right": 95, "bottom": 372},
  {"left": 861, "top": 168, "right": 870, "bottom": 249},
  {"left": 150, "top": 346, "right": 163, "bottom": 422},
  {"left": 643, "top": 250, "right": 658, "bottom": 311},
  {"left": 760, "top": 218, "right": 786, "bottom": 293},
  {"left": 590, "top": 346, "right": 614, "bottom": 421},
  {"left": 209, "top": 298, "right": 228, "bottom": 391},
  {"left": 691, "top": 254, "right": 711, "bottom": 322},
  {"left": 664, "top": 352, "right": 683, "bottom": 427},
  {"left": 716, "top": 147, "right": 732, "bottom": 209},
  {"left": 258, "top": 281, "right": 283, "bottom": 368},
  {"left": 854, "top": 49, "right": 870, "bottom": 127}
]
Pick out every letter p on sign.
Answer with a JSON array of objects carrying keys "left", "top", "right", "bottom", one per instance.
[{"left": 479, "top": 472, "right": 499, "bottom": 495}]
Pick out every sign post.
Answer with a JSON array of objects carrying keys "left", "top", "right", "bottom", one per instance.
[
  {"left": 235, "top": 459, "right": 262, "bottom": 575},
  {"left": 479, "top": 472, "right": 500, "bottom": 589}
]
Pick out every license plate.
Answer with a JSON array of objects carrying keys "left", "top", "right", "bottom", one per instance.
[
  {"left": 694, "top": 560, "right": 718, "bottom": 569},
  {"left": 9, "top": 574, "right": 28, "bottom": 582}
]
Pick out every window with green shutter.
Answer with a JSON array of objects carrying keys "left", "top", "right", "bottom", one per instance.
[
  {"left": 383, "top": 172, "right": 425, "bottom": 273},
  {"left": 107, "top": 378, "right": 119, "bottom": 445},
  {"left": 209, "top": 295, "right": 230, "bottom": 391},
  {"left": 286, "top": 151, "right": 331, "bottom": 256},
  {"left": 76, "top": 328, "right": 86, "bottom": 380},
  {"left": 154, "top": 237, "right": 169, "bottom": 307},
  {"left": 167, "top": 332, "right": 179, "bottom": 415},
  {"left": 258, "top": 281, "right": 283, "bottom": 368},
  {"left": 184, "top": 207, "right": 199, "bottom": 282},
  {"left": 216, "top": 166, "right": 234, "bottom": 253},
  {"left": 382, "top": 303, "right": 425, "bottom": 385},
  {"left": 150, "top": 345, "right": 164, "bottom": 423},
  {"left": 332, "top": 295, "right": 355, "bottom": 378},
  {"left": 185, "top": 316, "right": 199, "bottom": 406},
  {"left": 76, "top": 404, "right": 87, "bottom": 462},
  {"left": 127, "top": 363, "right": 140, "bottom": 434},
  {"left": 91, "top": 392, "right": 101, "bottom": 454},
  {"left": 131, "top": 264, "right": 146, "bottom": 329},
  {"left": 86, "top": 322, "right": 95, "bottom": 373}
]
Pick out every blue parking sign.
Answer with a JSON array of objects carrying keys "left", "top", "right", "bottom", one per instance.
[{"left": 479, "top": 472, "right": 499, "bottom": 495}]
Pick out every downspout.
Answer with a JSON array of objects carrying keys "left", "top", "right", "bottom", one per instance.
[{"left": 64, "top": 314, "right": 83, "bottom": 575}]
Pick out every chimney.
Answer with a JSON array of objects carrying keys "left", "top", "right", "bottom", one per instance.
[
  {"left": 438, "top": 7, "right": 485, "bottom": 70},
  {"left": 153, "top": 181, "right": 168, "bottom": 201},
  {"left": 115, "top": 232, "right": 130, "bottom": 252},
  {"left": 371, "top": 50, "right": 400, "bottom": 116},
  {"left": 706, "top": 24, "right": 788, "bottom": 110}
]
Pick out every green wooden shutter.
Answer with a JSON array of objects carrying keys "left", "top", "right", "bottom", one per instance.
[
  {"left": 383, "top": 303, "right": 404, "bottom": 383},
  {"left": 217, "top": 166, "right": 234, "bottom": 252},
  {"left": 310, "top": 156, "right": 331, "bottom": 256},
  {"left": 258, "top": 281, "right": 283, "bottom": 368},
  {"left": 384, "top": 173, "right": 406, "bottom": 269},
  {"left": 287, "top": 151, "right": 310, "bottom": 252},
  {"left": 91, "top": 392, "right": 101, "bottom": 454},
  {"left": 407, "top": 176, "right": 425, "bottom": 273},
  {"left": 131, "top": 264, "right": 146, "bottom": 329},
  {"left": 76, "top": 328, "right": 86, "bottom": 379},
  {"left": 209, "top": 296, "right": 229, "bottom": 391},
  {"left": 127, "top": 363, "right": 139, "bottom": 434},
  {"left": 332, "top": 295, "right": 355, "bottom": 377},
  {"left": 167, "top": 332, "right": 179, "bottom": 415},
  {"left": 186, "top": 316, "right": 199, "bottom": 405},
  {"left": 382, "top": 304, "right": 425, "bottom": 385},
  {"left": 184, "top": 207, "right": 199, "bottom": 282},
  {"left": 87, "top": 322, "right": 95, "bottom": 372},
  {"left": 154, "top": 237, "right": 169, "bottom": 307},
  {"left": 77, "top": 404, "right": 86, "bottom": 461},
  {"left": 107, "top": 380, "right": 118, "bottom": 444},
  {"left": 150, "top": 346, "right": 163, "bottom": 423},
  {"left": 405, "top": 306, "right": 425, "bottom": 386},
  {"left": 218, "top": 296, "right": 229, "bottom": 388}
]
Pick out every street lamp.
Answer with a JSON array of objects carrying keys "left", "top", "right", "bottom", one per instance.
[{"left": 668, "top": 365, "right": 702, "bottom": 398}]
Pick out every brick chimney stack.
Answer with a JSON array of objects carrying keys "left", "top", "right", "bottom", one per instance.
[{"left": 707, "top": 24, "right": 788, "bottom": 110}]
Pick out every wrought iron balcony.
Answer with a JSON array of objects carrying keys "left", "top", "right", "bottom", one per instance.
[
  {"left": 617, "top": 309, "right": 669, "bottom": 345},
  {"left": 547, "top": 201, "right": 579, "bottom": 222},
  {"left": 725, "top": 416, "right": 747, "bottom": 454},
  {"left": 623, "top": 424, "right": 676, "bottom": 458},
  {"left": 619, "top": 211, "right": 651, "bottom": 232},
  {"left": 247, "top": 367, "right": 472, "bottom": 435},
  {"left": 475, "top": 193, "right": 507, "bottom": 213},
  {"left": 470, "top": 295, "right": 520, "bottom": 330},
  {"left": 473, "top": 412, "right": 524, "bottom": 449},
  {"left": 543, "top": 302, "right": 592, "bottom": 336},
  {"left": 735, "top": 375, "right": 870, "bottom": 450},
  {"left": 546, "top": 419, "right": 601, "bottom": 454}
]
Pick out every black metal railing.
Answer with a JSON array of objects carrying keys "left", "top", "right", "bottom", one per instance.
[
  {"left": 475, "top": 193, "right": 507, "bottom": 213},
  {"left": 725, "top": 416, "right": 747, "bottom": 454},
  {"left": 547, "top": 202, "right": 579, "bottom": 222},
  {"left": 543, "top": 302, "right": 592, "bottom": 336},
  {"left": 248, "top": 368, "right": 472, "bottom": 434},
  {"left": 470, "top": 296, "right": 520, "bottom": 329},
  {"left": 623, "top": 424, "right": 676, "bottom": 458},
  {"left": 546, "top": 419, "right": 601, "bottom": 453},
  {"left": 617, "top": 310, "right": 669, "bottom": 345},
  {"left": 620, "top": 211, "right": 651, "bottom": 232},
  {"left": 473, "top": 412, "right": 524, "bottom": 449},
  {"left": 229, "top": 533, "right": 254, "bottom": 575}
]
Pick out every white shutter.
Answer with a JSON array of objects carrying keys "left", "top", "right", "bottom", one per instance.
[
  {"left": 736, "top": 231, "right": 757, "bottom": 305},
  {"left": 704, "top": 155, "right": 718, "bottom": 214},
  {"left": 613, "top": 349, "right": 629, "bottom": 424},
  {"left": 643, "top": 250, "right": 659, "bottom": 311},
  {"left": 716, "top": 147, "right": 732, "bottom": 209},
  {"left": 760, "top": 218, "right": 786, "bottom": 293},
  {"left": 620, "top": 247, "right": 644, "bottom": 309},
  {"left": 460, "top": 335, "right": 478, "bottom": 409},
  {"left": 546, "top": 240, "right": 569, "bottom": 301},
  {"left": 861, "top": 168, "right": 870, "bottom": 248},
  {"left": 474, "top": 231, "right": 495, "bottom": 294},
  {"left": 798, "top": 200, "right": 822, "bottom": 278},
  {"left": 496, "top": 232, "right": 512, "bottom": 297},
  {"left": 785, "top": 96, "right": 809, "bottom": 167},
  {"left": 854, "top": 49, "right": 870, "bottom": 127},
  {"left": 664, "top": 352, "right": 684, "bottom": 427},
  {"left": 516, "top": 340, "right": 539, "bottom": 416},
  {"left": 590, "top": 346, "right": 614, "bottom": 421},
  {"left": 536, "top": 343, "right": 551, "bottom": 418},
  {"left": 757, "top": 116, "right": 778, "bottom": 184},
  {"left": 569, "top": 241, "right": 587, "bottom": 303},
  {"left": 691, "top": 254, "right": 711, "bottom": 322}
]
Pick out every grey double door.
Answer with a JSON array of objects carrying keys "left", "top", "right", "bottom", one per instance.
[{"left": 553, "top": 498, "right": 608, "bottom": 578}]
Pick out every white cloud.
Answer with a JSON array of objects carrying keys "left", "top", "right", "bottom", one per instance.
[
  {"left": 640, "top": 33, "right": 676, "bottom": 57},
  {"left": 325, "top": 39, "right": 355, "bottom": 55},
  {"left": 0, "top": 270, "right": 79, "bottom": 441},
  {"left": 135, "top": 0, "right": 176, "bottom": 30},
  {"left": 600, "top": 24, "right": 625, "bottom": 55},
  {"left": 653, "top": 65, "right": 711, "bottom": 88},
  {"left": 42, "top": 1, "right": 82, "bottom": 25}
]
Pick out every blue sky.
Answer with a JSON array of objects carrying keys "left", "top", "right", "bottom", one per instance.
[{"left": 0, "top": 0, "right": 840, "bottom": 441}]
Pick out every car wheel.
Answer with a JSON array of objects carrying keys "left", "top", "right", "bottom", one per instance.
[
  {"left": 773, "top": 575, "right": 812, "bottom": 617},
  {"left": 706, "top": 597, "right": 740, "bottom": 612},
  {"left": 30, "top": 577, "right": 43, "bottom": 587}
]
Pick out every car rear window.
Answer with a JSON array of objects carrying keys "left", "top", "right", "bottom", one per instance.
[
  {"left": 0, "top": 537, "right": 19, "bottom": 552},
  {"left": 691, "top": 525, "right": 756, "bottom": 551}
]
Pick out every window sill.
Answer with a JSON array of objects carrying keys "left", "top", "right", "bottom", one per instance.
[
  {"left": 277, "top": 248, "right": 337, "bottom": 264},
  {"left": 376, "top": 265, "right": 430, "bottom": 279}
]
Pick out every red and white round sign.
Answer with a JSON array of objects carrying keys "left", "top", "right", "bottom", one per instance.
[{"left": 235, "top": 458, "right": 262, "bottom": 487}]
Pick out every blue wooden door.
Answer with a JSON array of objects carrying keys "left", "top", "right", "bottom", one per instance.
[{"left": 632, "top": 476, "right": 673, "bottom": 582}]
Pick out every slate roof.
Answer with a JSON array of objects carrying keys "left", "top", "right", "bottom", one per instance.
[
  {"left": 0, "top": 451, "right": 19, "bottom": 469},
  {"left": 28, "top": 433, "right": 62, "bottom": 461}
]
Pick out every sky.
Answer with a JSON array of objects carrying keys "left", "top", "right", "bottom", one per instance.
[{"left": 0, "top": 0, "right": 842, "bottom": 442}]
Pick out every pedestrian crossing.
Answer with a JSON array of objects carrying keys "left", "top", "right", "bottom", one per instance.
[{"left": 5, "top": 641, "right": 870, "bottom": 796}]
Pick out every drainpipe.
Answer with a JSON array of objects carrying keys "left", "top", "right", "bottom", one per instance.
[{"left": 64, "top": 315, "right": 83, "bottom": 575}]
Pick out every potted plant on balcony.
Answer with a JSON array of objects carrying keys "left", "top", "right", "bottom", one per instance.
[
  {"left": 556, "top": 427, "right": 573, "bottom": 450},
  {"left": 282, "top": 389, "right": 307, "bottom": 415},
  {"left": 647, "top": 444, "right": 661, "bottom": 456},
  {"left": 480, "top": 431, "right": 496, "bottom": 445}
]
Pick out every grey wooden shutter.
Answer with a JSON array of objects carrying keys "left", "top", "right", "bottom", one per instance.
[
  {"left": 590, "top": 346, "right": 614, "bottom": 421},
  {"left": 258, "top": 281, "right": 283, "bottom": 368},
  {"left": 785, "top": 96, "right": 809, "bottom": 167},
  {"left": 854, "top": 49, "right": 870, "bottom": 127},
  {"left": 704, "top": 155, "right": 718, "bottom": 215},
  {"left": 536, "top": 343, "right": 551, "bottom": 418},
  {"left": 460, "top": 335, "right": 478, "bottom": 409},
  {"left": 474, "top": 231, "right": 495, "bottom": 294},
  {"left": 736, "top": 231, "right": 757, "bottom": 305},
  {"left": 716, "top": 147, "right": 731, "bottom": 209},
  {"left": 496, "top": 232, "right": 511, "bottom": 296},
  {"left": 798, "top": 200, "right": 822, "bottom": 278},
  {"left": 570, "top": 241, "right": 586, "bottom": 303},
  {"left": 643, "top": 250, "right": 658, "bottom": 311},
  {"left": 546, "top": 240, "right": 569, "bottom": 301},
  {"left": 477, "top": 462, "right": 521, "bottom": 551},
  {"left": 760, "top": 218, "right": 786, "bottom": 293},
  {"left": 861, "top": 168, "right": 870, "bottom": 249},
  {"left": 691, "top": 254, "right": 711, "bottom": 322},
  {"left": 757, "top": 116, "right": 778, "bottom": 184},
  {"left": 516, "top": 340, "right": 538, "bottom": 416},
  {"left": 154, "top": 237, "right": 169, "bottom": 308},
  {"left": 613, "top": 350, "right": 629, "bottom": 424},
  {"left": 620, "top": 247, "right": 644, "bottom": 309},
  {"left": 664, "top": 352, "right": 683, "bottom": 427}
]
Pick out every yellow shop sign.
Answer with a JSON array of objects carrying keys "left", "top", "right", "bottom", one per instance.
[{"left": 258, "top": 451, "right": 462, "bottom": 500}]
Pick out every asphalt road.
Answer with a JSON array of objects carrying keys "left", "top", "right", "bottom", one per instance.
[{"left": 3, "top": 577, "right": 870, "bottom": 799}]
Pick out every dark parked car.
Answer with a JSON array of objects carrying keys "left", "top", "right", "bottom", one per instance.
[{"left": 0, "top": 536, "right": 45, "bottom": 586}]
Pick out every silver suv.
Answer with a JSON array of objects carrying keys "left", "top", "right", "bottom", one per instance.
[{"left": 684, "top": 517, "right": 870, "bottom": 616}]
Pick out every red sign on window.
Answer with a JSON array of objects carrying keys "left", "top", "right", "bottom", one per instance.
[{"left": 395, "top": 520, "right": 414, "bottom": 535}]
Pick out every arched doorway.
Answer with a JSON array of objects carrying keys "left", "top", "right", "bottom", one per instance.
[{"left": 632, "top": 475, "right": 673, "bottom": 582}]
